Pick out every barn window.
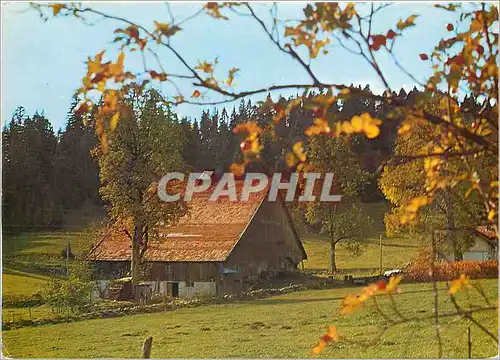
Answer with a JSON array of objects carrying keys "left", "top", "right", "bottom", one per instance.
[{"left": 185, "top": 281, "right": 194, "bottom": 287}]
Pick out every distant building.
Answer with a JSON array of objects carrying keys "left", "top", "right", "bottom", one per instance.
[
  {"left": 86, "top": 182, "right": 307, "bottom": 299},
  {"left": 442, "top": 225, "right": 498, "bottom": 262}
]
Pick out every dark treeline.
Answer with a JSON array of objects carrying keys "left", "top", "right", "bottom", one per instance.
[
  {"left": 2, "top": 98, "right": 101, "bottom": 231},
  {"left": 180, "top": 85, "right": 425, "bottom": 200},
  {"left": 5, "top": 85, "right": 477, "bottom": 230}
]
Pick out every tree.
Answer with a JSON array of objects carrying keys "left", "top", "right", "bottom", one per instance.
[
  {"left": 94, "top": 86, "right": 186, "bottom": 289},
  {"left": 54, "top": 96, "right": 101, "bottom": 212},
  {"left": 306, "top": 134, "right": 373, "bottom": 273},
  {"left": 2, "top": 108, "right": 58, "bottom": 229},
  {"left": 380, "top": 91, "right": 487, "bottom": 260}
]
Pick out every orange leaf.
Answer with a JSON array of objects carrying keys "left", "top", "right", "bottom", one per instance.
[
  {"left": 447, "top": 274, "right": 470, "bottom": 295},
  {"left": 230, "top": 162, "right": 245, "bottom": 176},
  {"left": 370, "top": 35, "right": 386, "bottom": 51},
  {"left": 192, "top": 90, "right": 201, "bottom": 98},
  {"left": 51, "top": 3, "right": 66, "bottom": 15},
  {"left": 386, "top": 29, "right": 397, "bottom": 39}
]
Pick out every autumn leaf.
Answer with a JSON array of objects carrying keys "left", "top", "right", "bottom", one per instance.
[
  {"left": 385, "top": 275, "right": 403, "bottom": 293},
  {"left": 195, "top": 61, "right": 214, "bottom": 74},
  {"left": 420, "top": 53, "right": 429, "bottom": 61},
  {"left": 397, "top": 15, "right": 419, "bottom": 31},
  {"left": 312, "top": 325, "right": 342, "bottom": 355},
  {"left": 75, "top": 102, "right": 89, "bottom": 116},
  {"left": 154, "top": 21, "right": 181, "bottom": 37},
  {"left": 191, "top": 90, "right": 201, "bottom": 98},
  {"left": 226, "top": 67, "right": 239, "bottom": 86},
  {"left": 447, "top": 274, "right": 471, "bottom": 295},
  {"left": 149, "top": 70, "right": 167, "bottom": 81},
  {"left": 233, "top": 121, "right": 262, "bottom": 135},
  {"left": 110, "top": 112, "right": 120, "bottom": 131},
  {"left": 285, "top": 152, "right": 297, "bottom": 167},
  {"left": 230, "top": 162, "right": 245, "bottom": 176},
  {"left": 446, "top": 23, "right": 454, "bottom": 31},
  {"left": 370, "top": 34, "right": 386, "bottom": 51},
  {"left": 292, "top": 141, "right": 307, "bottom": 162},
  {"left": 386, "top": 29, "right": 397, "bottom": 39},
  {"left": 51, "top": 3, "right": 66, "bottom": 15},
  {"left": 173, "top": 95, "right": 184, "bottom": 104},
  {"left": 305, "top": 118, "right": 331, "bottom": 136},
  {"left": 205, "top": 2, "right": 229, "bottom": 20},
  {"left": 340, "top": 294, "right": 365, "bottom": 314}
]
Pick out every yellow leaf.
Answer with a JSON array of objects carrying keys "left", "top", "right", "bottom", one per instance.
[
  {"left": 100, "top": 133, "right": 109, "bottom": 154},
  {"left": 341, "top": 121, "right": 354, "bottom": 134},
  {"left": 385, "top": 275, "right": 403, "bottom": 293},
  {"left": 230, "top": 162, "right": 245, "bottom": 176},
  {"left": 292, "top": 141, "right": 306, "bottom": 162},
  {"left": 97, "top": 81, "right": 106, "bottom": 93},
  {"left": 110, "top": 112, "right": 120, "bottom": 131},
  {"left": 285, "top": 152, "right": 297, "bottom": 167},
  {"left": 51, "top": 3, "right": 66, "bottom": 15},
  {"left": 447, "top": 274, "right": 470, "bottom": 295},
  {"left": 364, "top": 123, "right": 380, "bottom": 139},
  {"left": 351, "top": 115, "right": 363, "bottom": 132},
  {"left": 195, "top": 61, "right": 213, "bottom": 73}
]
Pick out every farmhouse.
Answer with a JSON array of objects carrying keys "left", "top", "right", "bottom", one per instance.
[
  {"left": 442, "top": 225, "right": 498, "bottom": 262},
  {"left": 463, "top": 225, "right": 498, "bottom": 261},
  {"left": 86, "top": 182, "right": 307, "bottom": 299}
]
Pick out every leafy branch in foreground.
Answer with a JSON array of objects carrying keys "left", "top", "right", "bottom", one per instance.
[
  {"left": 312, "top": 274, "right": 498, "bottom": 357},
  {"left": 32, "top": 2, "right": 498, "bottom": 231}
]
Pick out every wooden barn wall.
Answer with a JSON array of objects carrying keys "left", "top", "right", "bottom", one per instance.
[
  {"left": 92, "top": 261, "right": 130, "bottom": 280},
  {"left": 149, "top": 262, "right": 218, "bottom": 282},
  {"left": 91, "top": 261, "right": 218, "bottom": 283},
  {"left": 224, "top": 200, "right": 305, "bottom": 279}
]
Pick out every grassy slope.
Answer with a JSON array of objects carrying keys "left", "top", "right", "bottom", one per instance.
[
  {"left": 2, "top": 269, "right": 50, "bottom": 298},
  {"left": 2, "top": 230, "right": 96, "bottom": 298},
  {"left": 302, "top": 235, "right": 419, "bottom": 275},
  {"left": 301, "top": 202, "right": 420, "bottom": 275},
  {"left": 2, "top": 280, "right": 497, "bottom": 358}
]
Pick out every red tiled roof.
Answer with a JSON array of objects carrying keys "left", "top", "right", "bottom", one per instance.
[
  {"left": 476, "top": 225, "right": 498, "bottom": 241},
  {"left": 87, "top": 182, "right": 268, "bottom": 262}
]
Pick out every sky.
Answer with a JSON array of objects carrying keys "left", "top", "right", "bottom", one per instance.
[{"left": 1, "top": 2, "right": 463, "bottom": 130}]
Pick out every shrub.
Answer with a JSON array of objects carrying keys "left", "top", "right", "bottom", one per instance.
[
  {"left": 404, "top": 260, "right": 498, "bottom": 282},
  {"left": 42, "top": 276, "right": 94, "bottom": 314},
  {"left": 42, "top": 262, "right": 94, "bottom": 314}
]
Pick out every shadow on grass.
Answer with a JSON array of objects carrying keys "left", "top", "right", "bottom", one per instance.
[{"left": 2, "top": 268, "right": 50, "bottom": 281}]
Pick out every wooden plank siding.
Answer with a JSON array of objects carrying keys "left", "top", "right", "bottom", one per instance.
[{"left": 225, "top": 200, "right": 305, "bottom": 280}]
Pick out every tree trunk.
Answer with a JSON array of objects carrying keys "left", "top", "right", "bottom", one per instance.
[
  {"left": 131, "top": 218, "right": 143, "bottom": 295},
  {"left": 444, "top": 190, "right": 462, "bottom": 261},
  {"left": 329, "top": 239, "right": 337, "bottom": 273},
  {"left": 328, "top": 204, "right": 338, "bottom": 274}
]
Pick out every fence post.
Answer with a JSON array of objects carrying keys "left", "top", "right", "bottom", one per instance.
[
  {"left": 467, "top": 327, "right": 472, "bottom": 358},
  {"left": 142, "top": 336, "right": 153, "bottom": 358},
  {"left": 379, "top": 235, "right": 383, "bottom": 275}
]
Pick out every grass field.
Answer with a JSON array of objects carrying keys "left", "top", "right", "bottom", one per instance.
[
  {"left": 302, "top": 235, "right": 420, "bottom": 276},
  {"left": 2, "top": 279, "right": 497, "bottom": 358},
  {"left": 2, "top": 230, "right": 97, "bottom": 300}
]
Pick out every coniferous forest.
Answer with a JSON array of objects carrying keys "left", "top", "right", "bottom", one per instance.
[{"left": 2, "top": 85, "right": 483, "bottom": 231}]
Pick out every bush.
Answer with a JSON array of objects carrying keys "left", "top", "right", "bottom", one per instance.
[
  {"left": 42, "top": 276, "right": 93, "bottom": 314},
  {"left": 404, "top": 260, "right": 498, "bottom": 282},
  {"left": 42, "top": 262, "right": 94, "bottom": 314}
]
